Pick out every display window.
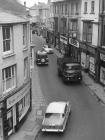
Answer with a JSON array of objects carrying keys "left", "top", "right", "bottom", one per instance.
[
  {"left": 100, "top": 66, "right": 105, "bottom": 85},
  {"left": 7, "top": 109, "right": 13, "bottom": 135},
  {"left": 89, "top": 56, "right": 95, "bottom": 74},
  {"left": 18, "top": 92, "right": 30, "bottom": 121}
]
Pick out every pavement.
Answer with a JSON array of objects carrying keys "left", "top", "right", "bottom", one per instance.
[{"left": 8, "top": 39, "right": 105, "bottom": 140}]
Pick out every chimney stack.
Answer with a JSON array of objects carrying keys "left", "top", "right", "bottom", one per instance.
[{"left": 24, "top": 1, "right": 26, "bottom": 7}]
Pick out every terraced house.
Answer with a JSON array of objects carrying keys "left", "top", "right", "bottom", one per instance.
[{"left": 0, "top": 9, "right": 31, "bottom": 140}]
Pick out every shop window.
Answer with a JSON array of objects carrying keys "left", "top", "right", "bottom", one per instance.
[
  {"left": 18, "top": 98, "right": 25, "bottom": 118},
  {"left": 2, "top": 65, "right": 16, "bottom": 94},
  {"left": 7, "top": 110, "right": 13, "bottom": 135}
]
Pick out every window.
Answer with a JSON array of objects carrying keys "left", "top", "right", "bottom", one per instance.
[
  {"left": 84, "top": 2, "right": 87, "bottom": 13},
  {"left": 2, "top": 65, "right": 16, "bottom": 93},
  {"left": 83, "top": 22, "right": 92, "bottom": 43},
  {"left": 71, "top": 3, "right": 74, "bottom": 15},
  {"left": 65, "top": 4, "right": 67, "bottom": 15},
  {"left": 75, "top": 3, "right": 79, "bottom": 14},
  {"left": 23, "top": 24, "right": 27, "bottom": 46},
  {"left": 70, "top": 20, "right": 77, "bottom": 31},
  {"left": 91, "top": 1, "right": 95, "bottom": 13},
  {"left": 61, "top": 4, "right": 63, "bottom": 14},
  {"left": 2, "top": 26, "right": 13, "bottom": 54},
  {"left": 24, "top": 57, "right": 28, "bottom": 80}
]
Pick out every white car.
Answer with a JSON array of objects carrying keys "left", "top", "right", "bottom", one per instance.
[
  {"left": 42, "top": 44, "right": 54, "bottom": 54},
  {"left": 42, "top": 101, "right": 71, "bottom": 132}
]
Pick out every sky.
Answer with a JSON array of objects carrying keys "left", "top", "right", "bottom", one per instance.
[{"left": 18, "top": 0, "right": 48, "bottom": 7}]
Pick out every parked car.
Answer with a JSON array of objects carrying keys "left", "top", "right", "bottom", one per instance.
[
  {"left": 57, "top": 56, "right": 82, "bottom": 83},
  {"left": 36, "top": 50, "right": 49, "bottom": 65},
  {"left": 42, "top": 101, "right": 71, "bottom": 132},
  {"left": 42, "top": 44, "right": 54, "bottom": 54}
]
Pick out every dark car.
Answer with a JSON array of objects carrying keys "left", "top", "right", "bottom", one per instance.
[
  {"left": 57, "top": 56, "right": 82, "bottom": 83},
  {"left": 36, "top": 50, "right": 49, "bottom": 65}
]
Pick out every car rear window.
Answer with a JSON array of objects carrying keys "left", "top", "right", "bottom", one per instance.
[
  {"left": 65, "top": 64, "right": 81, "bottom": 70},
  {"left": 45, "top": 113, "right": 60, "bottom": 118}
]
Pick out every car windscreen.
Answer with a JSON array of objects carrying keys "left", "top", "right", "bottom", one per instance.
[
  {"left": 37, "top": 54, "right": 48, "bottom": 58},
  {"left": 45, "top": 113, "right": 60, "bottom": 118},
  {"left": 64, "top": 64, "right": 81, "bottom": 70}
]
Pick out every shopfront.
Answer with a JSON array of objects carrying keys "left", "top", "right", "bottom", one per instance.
[
  {"left": 1, "top": 80, "right": 31, "bottom": 140},
  {"left": 69, "top": 38, "right": 80, "bottom": 62},
  {"left": 99, "top": 51, "right": 105, "bottom": 85},
  {"left": 87, "top": 45, "right": 97, "bottom": 79},
  {"left": 80, "top": 42, "right": 89, "bottom": 71},
  {"left": 60, "top": 35, "right": 68, "bottom": 55}
]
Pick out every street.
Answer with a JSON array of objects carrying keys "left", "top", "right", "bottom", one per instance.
[{"left": 33, "top": 35, "right": 105, "bottom": 140}]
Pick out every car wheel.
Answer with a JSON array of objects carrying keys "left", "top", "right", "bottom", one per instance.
[{"left": 58, "top": 70, "right": 61, "bottom": 76}]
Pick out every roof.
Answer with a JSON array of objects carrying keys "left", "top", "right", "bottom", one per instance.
[
  {"left": 0, "top": 10, "right": 29, "bottom": 24},
  {"left": 46, "top": 102, "right": 66, "bottom": 114},
  {"left": 0, "top": 0, "right": 26, "bottom": 16},
  {"left": 37, "top": 50, "right": 47, "bottom": 55}
]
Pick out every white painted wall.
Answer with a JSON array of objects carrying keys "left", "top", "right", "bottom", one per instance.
[{"left": 0, "top": 23, "right": 29, "bottom": 95}]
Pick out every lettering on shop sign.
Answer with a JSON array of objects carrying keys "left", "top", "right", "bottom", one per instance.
[
  {"left": 7, "top": 83, "right": 30, "bottom": 109},
  {"left": 100, "top": 53, "right": 105, "bottom": 61},
  {"left": 69, "top": 38, "right": 79, "bottom": 48},
  {"left": 60, "top": 35, "right": 67, "bottom": 44}
]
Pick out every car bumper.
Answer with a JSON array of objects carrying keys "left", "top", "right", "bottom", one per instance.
[
  {"left": 42, "top": 128, "right": 63, "bottom": 132},
  {"left": 63, "top": 75, "right": 82, "bottom": 82}
]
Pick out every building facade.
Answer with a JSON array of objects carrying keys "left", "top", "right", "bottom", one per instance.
[
  {"left": 0, "top": 10, "right": 31, "bottom": 140},
  {"left": 80, "top": 0, "right": 100, "bottom": 80}
]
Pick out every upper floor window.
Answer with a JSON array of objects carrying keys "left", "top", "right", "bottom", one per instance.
[
  {"left": 83, "top": 22, "right": 93, "bottom": 43},
  {"left": 61, "top": 4, "right": 63, "bottom": 14},
  {"left": 24, "top": 57, "right": 28, "bottom": 80},
  {"left": 84, "top": 2, "right": 87, "bottom": 14},
  {"left": 23, "top": 24, "right": 27, "bottom": 46},
  {"left": 75, "top": 3, "right": 79, "bottom": 15},
  {"left": 71, "top": 3, "right": 74, "bottom": 15},
  {"left": 2, "top": 65, "right": 16, "bottom": 94},
  {"left": 91, "top": 1, "right": 95, "bottom": 13},
  {"left": 65, "top": 4, "right": 68, "bottom": 15},
  {"left": 2, "top": 26, "right": 13, "bottom": 54},
  {"left": 70, "top": 20, "right": 77, "bottom": 31}
]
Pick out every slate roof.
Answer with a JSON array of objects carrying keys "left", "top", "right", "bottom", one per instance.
[
  {"left": 0, "top": 9, "right": 29, "bottom": 24},
  {"left": 0, "top": 0, "right": 26, "bottom": 16}
]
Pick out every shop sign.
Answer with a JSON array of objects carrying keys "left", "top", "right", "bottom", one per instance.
[
  {"left": 100, "top": 53, "right": 105, "bottom": 61},
  {"left": 7, "top": 82, "right": 30, "bottom": 109},
  {"left": 60, "top": 35, "right": 67, "bottom": 44},
  {"left": 69, "top": 38, "right": 79, "bottom": 48}
]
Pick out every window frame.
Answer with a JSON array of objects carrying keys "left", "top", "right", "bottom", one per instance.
[
  {"left": 23, "top": 24, "right": 27, "bottom": 47},
  {"left": 83, "top": 22, "right": 93, "bottom": 43},
  {"left": 91, "top": 1, "right": 95, "bottom": 14},
  {"left": 24, "top": 57, "right": 28, "bottom": 81},
  {"left": 2, "top": 65, "right": 16, "bottom": 94},
  {"left": 2, "top": 25, "right": 13, "bottom": 55},
  {"left": 84, "top": 2, "right": 87, "bottom": 14}
]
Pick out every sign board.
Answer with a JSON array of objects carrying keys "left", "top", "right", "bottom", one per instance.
[
  {"left": 100, "top": 53, "right": 105, "bottom": 61},
  {"left": 60, "top": 35, "right": 67, "bottom": 45},
  {"left": 7, "top": 82, "right": 30, "bottom": 109},
  {"left": 69, "top": 38, "right": 79, "bottom": 48}
]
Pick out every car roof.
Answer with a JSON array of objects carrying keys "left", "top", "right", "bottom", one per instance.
[
  {"left": 37, "top": 50, "right": 47, "bottom": 55},
  {"left": 46, "top": 102, "right": 67, "bottom": 114}
]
